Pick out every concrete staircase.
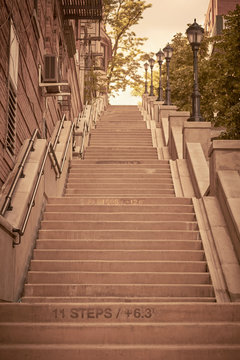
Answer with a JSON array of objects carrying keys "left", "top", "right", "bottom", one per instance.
[{"left": 0, "top": 105, "right": 239, "bottom": 359}]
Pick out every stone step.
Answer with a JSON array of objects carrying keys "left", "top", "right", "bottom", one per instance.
[
  {"left": 33, "top": 249, "right": 204, "bottom": 261},
  {"left": 47, "top": 197, "right": 193, "bottom": 205},
  {"left": 4, "top": 321, "right": 237, "bottom": 345},
  {"left": 66, "top": 183, "right": 173, "bottom": 190},
  {"left": 68, "top": 169, "right": 172, "bottom": 175},
  {"left": 43, "top": 212, "right": 196, "bottom": 222},
  {"left": 67, "top": 175, "right": 172, "bottom": 181},
  {"left": 90, "top": 132, "right": 151, "bottom": 135},
  {"left": 96, "top": 121, "right": 146, "bottom": 124},
  {"left": 85, "top": 147, "right": 157, "bottom": 151},
  {"left": 89, "top": 138, "right": 152, "bottom": 141},
  {"left": 38, "top": 229, "right": 200, "bottom": 240},
  {"left": 84, "top": 155, "right": 158, "bottom": 159},
  {"left": 23, "top": 283, "right": 215, "bottom": 298},
  {"left": 89, "top": 143, "right": 153, "bottom": 147},
  {"left": 70, "top": 163, "right": 171, "bottom": 168},
  {"left": 68, "top": 175, "right": 172, "bottom": 180},
  {"left": 27, "top": 271, "right": 211, "bottom": 285},
  {"left": 64, "top": 189, "right": 175, "bottom": 196},
  {"left": 30, "top": 260, "right": 208, "bottom": 273},
  {"left": 3, "top": 303, "right": 240, "bottom": 322},
  {"left": 1, "top": 344, "right": 239, "bottom": 360},
  {"left": 21, "top": 296, "right": 216, "bottom": 303},
  {"left": 69, "top": 165, "right": 171, "bottom": 170},
  {"left": 64, "top": 188, "right": 175, "bottom": 193},
  {"left": 89, "top": 140, "right": 152, "bottom": 143},
  {"left": 68, "top": 175, "right": 173, "bottom": 181},
  {"left": 45, "top": 204, "right": 195, "bottom": 213},
  {"left": 36, "top": 239, "right": 202, "bottom": 250},
  {"left": 67, "top": 179, "right": 173, "bottom": 185},
  {"left": 40, "top": 220, "right": 198, "bottom": 231},
  {"left": 89, "top": 136, "right": 151, "bottom": 140},
  {"left": 63, "top": 195, "right": 176, "bottom": 199},
  {"left": 70, "top": 161, "right": 170, "bottom": 166}
]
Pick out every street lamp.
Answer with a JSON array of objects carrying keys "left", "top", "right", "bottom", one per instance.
[
  {"left": 144, "top": 62, "right": 149, "bottom": 94},
  {"left": 163, "top": 43, "right": 173, "bottom": 105},
  {"left": 148, "top": 58, "right": 155, "bottom": 96},
  {"left": 156, "top": 49, "right": 165, "bottom": 101},
  {"left": 186, "top": 19, "right": 204, "bottom": 121}
]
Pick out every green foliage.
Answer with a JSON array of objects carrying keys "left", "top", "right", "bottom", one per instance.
[
  {"left": 103, "top": 0, "right": 152, "bottom": 95},
  {"left": 203, "top": 5, "right": 240, "bottom": 138},
  {"left": 84, "top": 67, "right": 107, "bottom": 103},
  {"left": 169, "top": 6, "right": 240, "bottom": 139}
]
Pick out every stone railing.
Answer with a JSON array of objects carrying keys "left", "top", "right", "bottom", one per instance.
[
  {"left": 141, "top": 94, "right": 240, "bottom": 302},
  {"left": 73, "top": 95, "right": 108, "bottom": 158}
]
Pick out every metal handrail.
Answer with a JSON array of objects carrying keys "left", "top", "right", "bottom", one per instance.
[
  {"left": 80, "top": 120, "right": 88, "bottom": 159},
  {"left": 0, "top": 129, "right": 41, "bottom": 216},
  {"left": 13, "top": 142, "right": 51, "bottom": 243},
  {"left": 49, "top": 143, "right": 62, "bottom": 177},
  {"left": 60, "top": 122, "right": 74, "bottom": 173},
  {"left": 76, "top": 97, "right": 105, "bottom": 159},
  {"left": 1, "top": 120, "right": 74, "bottom": 245},
  {"left": 52, "top": 114, "right": 66, "bottom": 151}
]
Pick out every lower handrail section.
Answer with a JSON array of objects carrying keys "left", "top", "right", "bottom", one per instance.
[{"left": 1, "top": 121, "right": 74, "bottom": 246}]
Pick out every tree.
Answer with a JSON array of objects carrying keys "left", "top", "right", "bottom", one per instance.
[
  {"left": 133, "top": 5, "right": 240, "bottom": 139},
  {"left": 202, "top": 5, "right": 240, "bottom": 138},
  {"left": 103, "top": 0, "right": 152, "bottom": 95}
]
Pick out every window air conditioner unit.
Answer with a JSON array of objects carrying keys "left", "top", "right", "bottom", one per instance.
[{"left": 43, "top": 55, "right": 58, "bottom": 82}]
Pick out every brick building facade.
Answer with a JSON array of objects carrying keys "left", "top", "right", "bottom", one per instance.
[
  {"left": 204, "top": 0, "right": 240, "bottom": 36},
  {"left": 0, "top": 0, "right": 111, "bottom": 189}
]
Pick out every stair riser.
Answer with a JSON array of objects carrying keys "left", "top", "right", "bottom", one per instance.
[
  {"left": 38, "top": 230, "right": 200, "bottom": 240},
  {"left": 66, "top": 187, "right": 174, "bottom": 193},
  {"left": 84, "top": 156, "right": 159, "bottom": 159},
  {"left": 67, "top": 180, "right": 173, "bottom": 185},
  {"left": 27, "top": 272, "right": 211, "bottom": 285},
  {"left": 40, "top": 222, "right": 198, "bottom": 231},
  {"left": 69, "top": 165, "right": 171, "bottom": 168},
  {"left": 2, "top": 303, "right": 239, "bottom": 322},
  {"left": 1, "top": 323, "right": 238, "bottom": 345},
  {"left": 30, "top": 261, "right": 208, "bottom": 273},
  {"left": 46, "top": 198, "right": 193, "bottom": 205},
  {"left": 68, "top": 173, "right": 172, "bottom": 178},
  {"left": 64, "top": 190, "right": 175, "bottom": 195},
  {"left": 24, "top": 284, "right": 215, "bottom": 298},
  {"left": 1, "top": 346, "right": 239, "bottom": 360},
  {"left": 43, "top": 213, "right": 196, "bottom": 222},
  {"left": 36, "top": 240, "right": 202, "bottom": 251},
  {"left": 85, "top": 148, "right": 158, "bottom": 152},
  {"left": 0, "top": 345, "right": 240, "bottom": 360},
  {"left": 33, "top": 250, "right": 205, "bottom": 261},
  {"left": 21, "top": 297, "right": 216, "bottom": 303},
  {"left": 46, "top": 204, "right": 193, "bottom": 212}
]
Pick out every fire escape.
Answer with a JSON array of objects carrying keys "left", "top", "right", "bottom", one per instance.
[{"left": 39, "top": 0, "right": 104, "bottom": 109}]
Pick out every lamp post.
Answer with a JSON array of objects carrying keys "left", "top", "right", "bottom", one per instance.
[
  {"left": 156, "top": 49, "right": 165, "bottom": 101},
  {"left": 144, "top": 62, "right": 149, "bottom": 94},
  {"left": 186, "top": 19, "right": 204, "bottom": 121},
  {"left": 148, "top": 58, "right": 155, "bottom": 96},
  {"left": 163, "top": 44, "right": 173, "bottom": 105}
]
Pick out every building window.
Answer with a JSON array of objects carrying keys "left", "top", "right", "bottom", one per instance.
[{"left": 6, "top": 20, "right": 19, "bottom": 157}]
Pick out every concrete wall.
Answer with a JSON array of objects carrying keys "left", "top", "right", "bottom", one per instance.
[{"left": 0, "top": 122, "right": 72, "bottom": 301}]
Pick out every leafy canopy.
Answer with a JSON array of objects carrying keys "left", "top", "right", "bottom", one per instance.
[{"left": 103, "top": 0, "right": 152, "bottom": 95}]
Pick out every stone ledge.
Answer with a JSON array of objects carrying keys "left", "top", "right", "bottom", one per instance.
[
  {"left": 186, "top": 143, "right": 209, "bottom": 198},
  {"left": 217, "top": 170, "right": 240, "bottom": 263},
  {"left": 209, "top": 140, "right": 240, "bottom": 157}
]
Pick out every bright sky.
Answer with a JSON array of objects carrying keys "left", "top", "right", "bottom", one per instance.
[{"left": 109, "top": 0, "right": 210, "bottom": 105}]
